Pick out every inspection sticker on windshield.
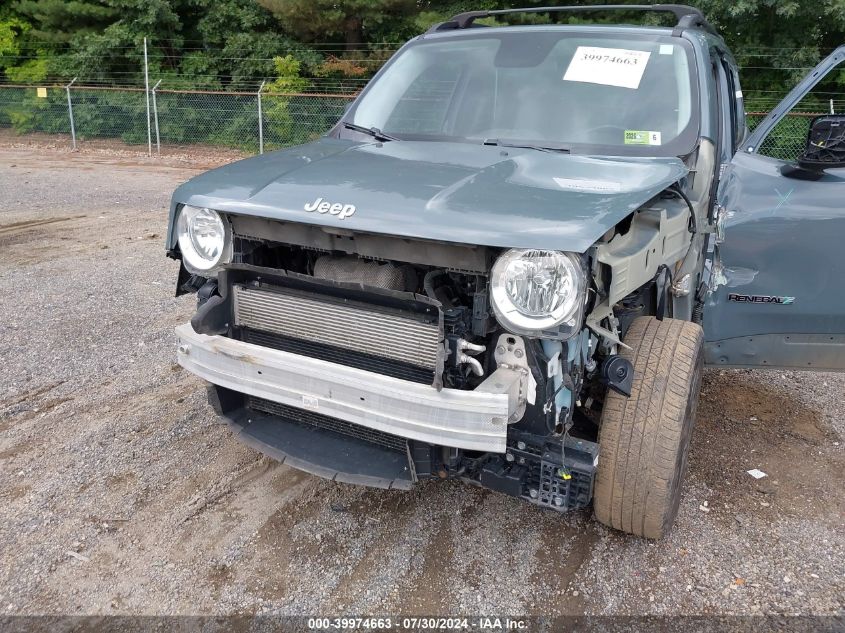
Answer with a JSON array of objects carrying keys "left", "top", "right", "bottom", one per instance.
[
  {"left": 563, "top": 46, "right": 651, "bottom": 89},
  {"left": 624, "top": 130, "right": 662, "bottom": 146}
]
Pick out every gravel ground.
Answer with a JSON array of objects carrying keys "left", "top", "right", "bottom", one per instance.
[{"left": 0, "top": 144, "right": 843, "bottom": 617}]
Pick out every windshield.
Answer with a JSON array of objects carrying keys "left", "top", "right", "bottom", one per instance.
[{"left": 349, "top": 30, "right": 699, "bottom": 155}]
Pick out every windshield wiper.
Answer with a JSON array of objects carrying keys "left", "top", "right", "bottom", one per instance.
[
  {"left": 343, "top": 122, "right": 400, "bottom": 142},
  {"left": 483, "top": 138, "right": 570, "bottom": 153}
]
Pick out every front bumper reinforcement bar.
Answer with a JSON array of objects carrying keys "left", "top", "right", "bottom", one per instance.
[{"left": 175, "top": 323, "right": 510, "bottom": 452}]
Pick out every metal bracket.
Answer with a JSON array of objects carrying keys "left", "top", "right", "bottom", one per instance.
[
  {"left": 671, "top": 273, "right": 692, "bottom": 297},
  {"left": 475, "top": 334, "right": 537, "bottom": 423},
  {"left": 586, "top": 305, "right": 631, "bottom": 351},
  {"left": 493, "top": 333, "right": 528, "bottom": 369},
  {"left": 714, "top": 205, "right": 727, "bottom": 244}
]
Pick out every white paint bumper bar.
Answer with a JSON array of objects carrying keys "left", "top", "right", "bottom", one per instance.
[{"left": 175, "top": 323, "right": 510, "bottom": 452}]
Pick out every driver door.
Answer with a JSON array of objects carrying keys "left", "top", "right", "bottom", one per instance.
[{"left": 704, "top": 46, "right": 845, "bottom": 370}]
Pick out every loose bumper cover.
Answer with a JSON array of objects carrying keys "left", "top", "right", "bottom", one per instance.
[{"left": 175, "top": 323, "right": 511, "bottom": 453}]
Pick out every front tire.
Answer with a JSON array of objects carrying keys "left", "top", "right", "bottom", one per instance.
[{"left": 593, "top": 317, "right": 704, "bottom": 539}]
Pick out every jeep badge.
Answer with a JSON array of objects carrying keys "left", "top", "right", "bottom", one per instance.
[{"left": 303, "top": 197, "right": 356, "bottom": 219}]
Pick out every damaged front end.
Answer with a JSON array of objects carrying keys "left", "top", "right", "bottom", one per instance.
[{"left": 171, "top": 210, "right": 612, "bottom": 513}]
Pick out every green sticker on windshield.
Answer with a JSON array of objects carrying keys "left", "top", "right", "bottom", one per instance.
[{"left": 625, "top": 130, "right": 661, "bottom": 146}]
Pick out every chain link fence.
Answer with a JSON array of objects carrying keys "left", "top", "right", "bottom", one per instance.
[
  {"left": 0, "top": 83, "right": 355, "bottom": 155},
  {"left": 748, "top": 111, "right": 827, "bottom": 162},
  {"left": 0, "top": 83, "right": 840, "bottom": 160},
  {"left": 0, "top": 85, "right": 74, "bottom": 138},
  {"left": 73, "top": 86, "right": 149, "bottom": 146},
  {"left": 152, "top": 89, "right": 260, "bottom": 152}
]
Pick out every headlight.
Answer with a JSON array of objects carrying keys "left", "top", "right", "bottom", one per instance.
[
  {"left": 176, "top": 205, "right": 231, "bottom": 274},
  {"left": 490, "top": 249, "right": 585, "bottom": 337}
]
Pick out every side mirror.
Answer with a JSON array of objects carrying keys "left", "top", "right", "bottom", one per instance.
[{"left": 797, "top": 115, "right": 845, "bottom": 171}]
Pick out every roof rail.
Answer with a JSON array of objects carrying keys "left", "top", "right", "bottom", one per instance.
[
  {"left": 672, "top": 12, "right": 718, "bottom": 36},
  {"left": 429, "top": 4, "right": 717, "bottom": 37}
]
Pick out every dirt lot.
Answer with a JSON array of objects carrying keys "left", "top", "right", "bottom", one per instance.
[{"left": 0, "top": 143, "right": 843, "bottom": 617}]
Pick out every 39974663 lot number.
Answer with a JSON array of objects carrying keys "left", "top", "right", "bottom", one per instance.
[
  {"left": 307, "top": 617, "right": 528, "bottom": 630},
  {"left": 581, "top": 53, "right": 639, "bottom": 64}
]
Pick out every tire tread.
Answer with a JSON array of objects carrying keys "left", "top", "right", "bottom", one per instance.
[{"left": 594, "top": 316, "right": 704, "bottom": 539}]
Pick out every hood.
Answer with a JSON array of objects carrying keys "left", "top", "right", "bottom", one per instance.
[{"left": 169, "top": 138, "right": 688, "bottom": 253}]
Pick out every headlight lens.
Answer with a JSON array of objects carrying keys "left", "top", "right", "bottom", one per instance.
[
  {"left": 176, "top": 205, "right": 231, "bottom": 273},
  {"left": 490, "top": 249, "right": 585, "bottom": 336}
]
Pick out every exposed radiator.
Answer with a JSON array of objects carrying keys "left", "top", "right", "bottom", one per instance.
[
  {"left": 241, "top": 329, "right": 435, "bottom": 384},
  {"left": 246, "top": 396, "right": 409, "bottom": 453},
  {"left": 232, "top": 284, "right": 442, "bottom": 372}
]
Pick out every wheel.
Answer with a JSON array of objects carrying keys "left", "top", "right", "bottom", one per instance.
[{"left": 593, "top": 316, "right": 704, "bottom": 539}]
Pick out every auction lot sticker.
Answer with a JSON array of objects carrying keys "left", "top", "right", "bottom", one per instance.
[{"left": 563, "top": 46, "right": 651, "bottom": 89}]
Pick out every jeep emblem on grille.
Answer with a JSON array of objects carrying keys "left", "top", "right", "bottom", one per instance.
[{"left": 303, "top": 197, "right": 356, "bottom": 220}]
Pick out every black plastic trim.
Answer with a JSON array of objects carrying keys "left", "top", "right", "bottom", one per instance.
[{"left": 210, "top": 386, "right": 416, "bottom": 490}]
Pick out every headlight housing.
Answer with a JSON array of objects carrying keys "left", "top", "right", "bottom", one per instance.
[
  {"left": 176, "top": 205, "right": 232, "bottom": 274},
  {"left": 490, "top": 249, "right": 585, "bottom": 337}
]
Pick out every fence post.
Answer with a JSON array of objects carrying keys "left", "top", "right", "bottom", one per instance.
[
  {"left": 831, "top": 99, "right": 835, "bottom": 115},
  {"left": 143, "top": 37, "right": 152, "bottom": 157},
  {"left": 65, "top": 77, "right": 78, "bottom": 151},
  {"left": 151, "top": 79, "right": 162, "bottom": 156},
  {"left": 257, "top": 80, "right": 266, "bottom": 154}
]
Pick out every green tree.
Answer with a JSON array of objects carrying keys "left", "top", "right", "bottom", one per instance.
[
  {"left": 0, "top": 9, "right": 49, "bottom": 82},
  {"left": 266, "top": 55, "right": 309, "bottom": 94},
  {"left": 264, "top": 55, "right": 310, "bottom": 148},
  {"left": 179, "top": 0, "right": 321, "bottom": 89},
  {"left": 14, "top": 0, "right": 118, "bottom": 43},
  {"left": 695, "top": 0, "right": 845, "bottom": 108},
  {"left": 20, "top": 0, "right": 323, "bottom": 89},
  {"left": 13, "top": 0, "right": 192, "bottom": 82},
  {"left": 0, "top": 15, "right": 30, "bottom": 58},
  {"left": 257, "top": 0, "right": 417, "bottom": 50}
]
